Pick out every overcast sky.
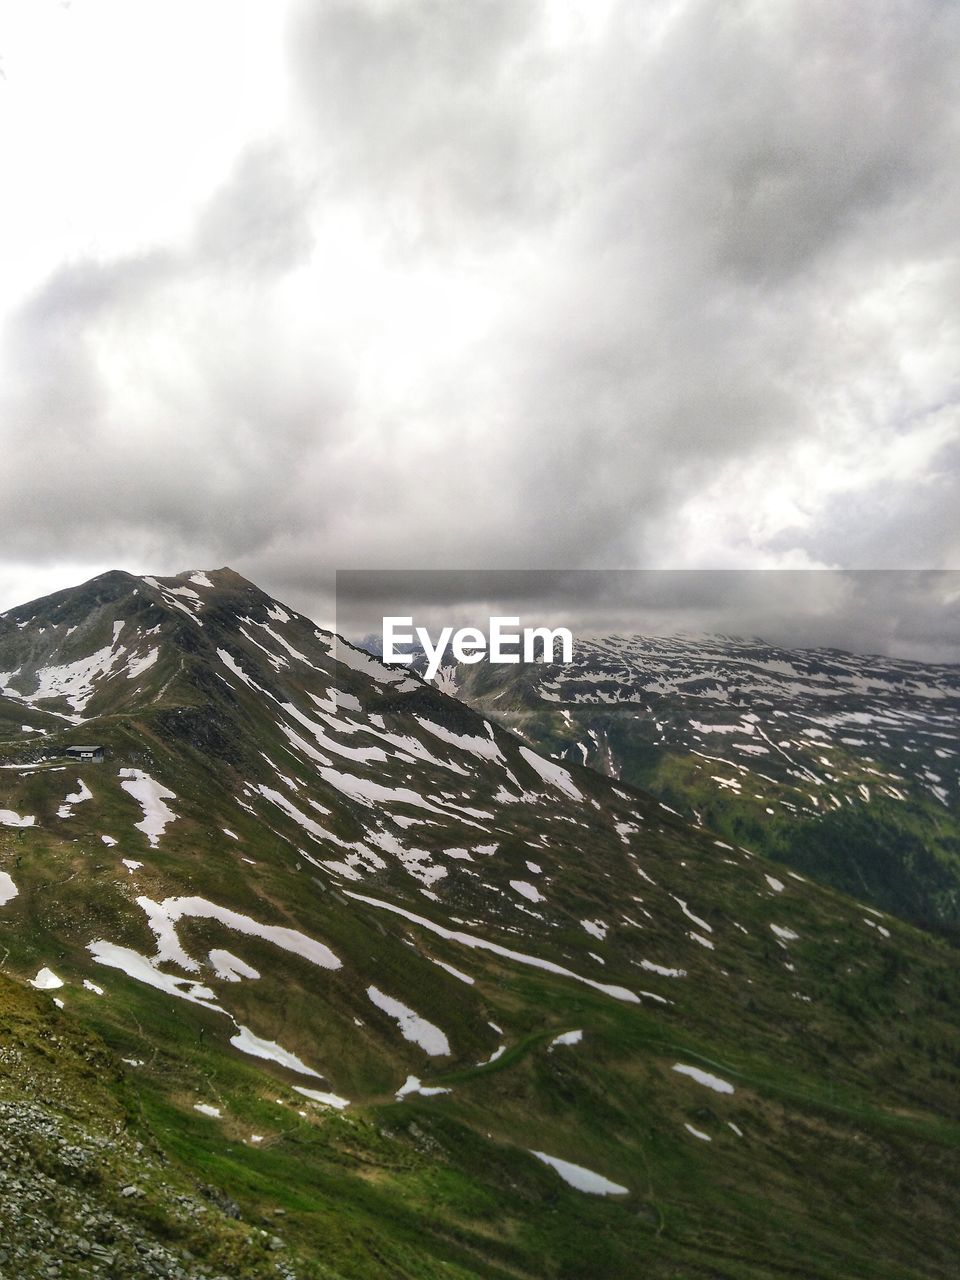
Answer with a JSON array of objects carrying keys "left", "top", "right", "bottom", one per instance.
[
  {"left": 335, "top": 569, "right": 960, "bottom": 663},
  {"left": 1, "top": 1, "right": 958, "bottom": 649}
]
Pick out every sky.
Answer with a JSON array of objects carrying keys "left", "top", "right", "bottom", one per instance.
[
  {"left": 335, "top": 570, "right": 960, "bottom": 664},
  {"left": 1, "top": 1, "right": 958, "bottom": 647}
]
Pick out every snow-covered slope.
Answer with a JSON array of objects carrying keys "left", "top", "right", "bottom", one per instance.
[{"left": 447, "top": 633, "right": 960, "bottom": 935}]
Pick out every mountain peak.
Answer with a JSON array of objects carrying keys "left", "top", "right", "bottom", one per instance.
[
  {"left": 0, "top": 567, "right": 315, "bottom": 732},
  {"left": 1, "top": 569, "right": 141, "bottom": 623}
]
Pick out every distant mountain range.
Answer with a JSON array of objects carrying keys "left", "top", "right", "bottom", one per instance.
[
  {"left": 438, "top": 633, "right": 960, "bottom": 940},
  {"left": 1, "top": 571, "right": 959, "bottom": 1279}
]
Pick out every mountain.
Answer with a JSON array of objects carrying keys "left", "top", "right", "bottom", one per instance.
[
  {"left": 1, "top": 572, "right": 959, "bottom": 1279},
  {"left": 439, "top": 633, "right": 960, "bottom": 939}
]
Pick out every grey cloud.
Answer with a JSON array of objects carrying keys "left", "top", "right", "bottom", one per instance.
[
  {"left": 332, "top": 569, "right": 960, "bottom": 664},
  {"left": 194, "top": 141, "right": 316, "bottom": 275},
  {"left": 617, "top": 0, "right": 960, "bottom": 282},
  {"left": 489, "top": 0, "right": 960, "bottom": 555},
  {"left": 5, "top": 251, "right": 173, "bottom": 440},
  {"left": 2, "top": 1, "right": 959, "bottom": 621},
  {"left": 778, "top": 437, "right": 960, "bottom": 568},
  {"left": 288, "top": 0, "right": 567, "bottom": 246},
  {"left": 0, "top": 134, "right": 343, "bottom": 564}
]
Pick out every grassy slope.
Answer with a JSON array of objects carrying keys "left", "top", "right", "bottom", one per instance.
[
  {"left": 3, "top": 754, "right": 960, "bottom": 1280},
  {"left": 465, "top": 681, "right": 960, "bottom": 939}
]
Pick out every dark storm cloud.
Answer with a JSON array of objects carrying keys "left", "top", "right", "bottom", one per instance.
[{"left": 2, "top": 0, "right": 959, "bottom": 631}]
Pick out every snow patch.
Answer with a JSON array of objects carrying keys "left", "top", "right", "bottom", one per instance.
[
  {"left": 518, "top": 746, "right": 582, "bottom": 800},
  {"left": 0, "top": 872, "right": 18, "bottom": 907},
  {"left": 684, "top": 1123, "right": 712, "bottom": 1142},
  {"left": 430, "top": 958, "right": 475, "bottom": 985},
  {"left": 30, "top": 968, "right": 64, "bottom": 990},
  {"left": 293, "top": 1085, "right": 350, "bottom": 1110},
  {"left": 367, "top": 986, "right": 450, "bottom": 1056},
  {"left": 88, "top": 941, "right": 222, "bottom": 1009},
  {"left": 639, "top": 959, "right": 686, "bottom": 978},
  {"left": 126, "top": 648, "right": 159, "bottom": 680},
  {"left": 530, "top": 1150, "right": 628, "bottom": 1195},
  {"left": 673, "top": 897, "right": 712, "bottom": 933},
  {"left": 415, "top": 716, "right": 505, "bottom": 762},
  {"left": 580, "top": 918, "right": 608, "bottom": 941},
  {"left": 209, "top": 949, "right": 260, "bottom": 982},
  {"left": 118, "top": 769, "right": 177, "bottom": 847},
  {"left": 0, "top": 809, "right": 35, "bottom": 828},
  {"left": 229, "top": 1024, "right": 322, "bottom": 1077},
  {"left": 138, "top": 896, "right": 342, "bottom": 973},
  {"left": 673, "top": 1063, "right": 734, "bottom": 1094},
  {"left": 395, "top": 1075, "right": 451, "bottom": 1099},
  {"left": 549, "top": 1029, "right": 583, "bottom": 1049},
  {"left": 510, "top": 879, "right": 546, "bottom": 904}
]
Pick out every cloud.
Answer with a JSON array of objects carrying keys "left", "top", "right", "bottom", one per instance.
[
  {"left": 334, "top": 568, "right": 960, "bottom": 664},
  {"left": 194, "top": 141, "right": 317, "bottom": 275},
  {"left": 1, "top": 0, "right": 958, "bottom": 629},
  {"left": 288, "top": 0, "right": 558, "bottom": 246}
]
